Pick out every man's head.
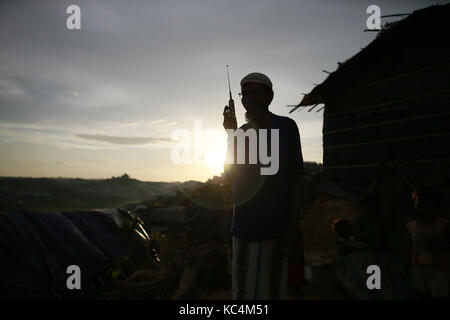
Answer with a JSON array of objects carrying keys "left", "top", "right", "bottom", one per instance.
[{"left": 240, "top": 72, "right": 274, "bottom": 120}]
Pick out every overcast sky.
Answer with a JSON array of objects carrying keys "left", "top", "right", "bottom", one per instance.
[{"left": 0, "top": 0, "right": 439, "bottom": 182}]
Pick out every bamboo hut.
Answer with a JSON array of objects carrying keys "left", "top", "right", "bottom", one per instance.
[
  {"left": 295, "top": 5, "right": 450, "bottom": 298},
  {"left": 297, "top": 4, "right": 450, "bottom": 199}
]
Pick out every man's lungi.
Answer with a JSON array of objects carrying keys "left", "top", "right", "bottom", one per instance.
[{"left": 232, "top": 235, "right": 288, "bottom": 299}]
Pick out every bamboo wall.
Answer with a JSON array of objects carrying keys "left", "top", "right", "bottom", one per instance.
[{"left": 322, "top": 63, "right": 450, "bottom": 194}]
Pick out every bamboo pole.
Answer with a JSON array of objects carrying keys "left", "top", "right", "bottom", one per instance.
[
  {"left": 325, "top": 88, "right": 450, "bottom": 117},
  {"left": 323, "top": 158, "right": 450, "bottom": 170},
  {"left": 324, "top": 132, "right": 450, "bottom": 150},
  {"left": 324, "top": 110, "right": 450, "bottom": 136}
]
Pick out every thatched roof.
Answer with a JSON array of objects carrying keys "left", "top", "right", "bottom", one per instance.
[{"left": 297, "top": 4, "right": 450, "bottom": 108}]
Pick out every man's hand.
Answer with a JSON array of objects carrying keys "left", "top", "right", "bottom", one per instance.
[
  {"left": 223, "top": 105, "right": 237, "bottom": 130},
  {"left": 223, "top": 105, "right": 238, "bottom": 183}
]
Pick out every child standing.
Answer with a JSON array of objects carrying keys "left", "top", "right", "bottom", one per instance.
[{"left": 406, "top": 186, "right": 450, "bottom": 299}]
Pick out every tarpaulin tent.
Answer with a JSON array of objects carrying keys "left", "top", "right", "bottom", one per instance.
[{"left": 0, "top": 209, "right": 159, "bottom": 299}]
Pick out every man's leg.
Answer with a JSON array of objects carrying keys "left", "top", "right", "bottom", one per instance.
[
  {"left": 232, "top": 235, "right": 260, "bottom": 299},
  {"left": 232, "top": 236, "right": 288, "bottom": 300},
  {"left": 255, "top": 238, "right": 288, "bottom": 300}
]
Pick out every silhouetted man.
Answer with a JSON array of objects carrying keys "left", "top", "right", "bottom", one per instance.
[{"left": 223, "top": 72, "right": 304, "bottom": 299}]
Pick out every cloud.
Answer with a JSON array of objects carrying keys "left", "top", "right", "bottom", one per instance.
[
  {"left": 149, "top": 119, "right": 177, "bottom": 129},
  {"left": 118, "top": 121, "right": 141, "bottom": 128},
  {"left": 151, "top": 119, "right": 178, "bottom": 126},
  {"left": 75, "top": 133, "right": 173, "bottom": 145},
  {"left": 151, "top": 119, "right": 168, "bottom": 124},
  {"left": 0, "top": 77, "right": 27, "bottom": 98}
]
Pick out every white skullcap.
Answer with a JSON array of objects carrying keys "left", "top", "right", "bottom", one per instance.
[{"left": 240, "top": 72, "right": 272, "bottom": 89}]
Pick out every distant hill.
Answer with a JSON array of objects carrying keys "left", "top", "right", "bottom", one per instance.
[
  {"left": 0, "top": 162, "right": 322, "bottom": 212},
  {"left": 0, "top": 174, "right": 202, "bottom": 212}
]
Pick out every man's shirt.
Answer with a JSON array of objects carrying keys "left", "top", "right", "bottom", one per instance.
[{"left": 230, "top": 111, "right": 304, "bottom": 241}]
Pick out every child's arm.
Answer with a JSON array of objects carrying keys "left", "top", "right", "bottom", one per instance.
[
  {"left": 404, "top": 222, "right": 413, "bottom": 270},
  {"left": 443, "top": 221, "right": 450, "bottom": 246}
]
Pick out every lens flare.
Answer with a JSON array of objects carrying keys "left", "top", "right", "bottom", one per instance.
[{"left": 204, "top": 142, "right": 226, "bottom": 172}]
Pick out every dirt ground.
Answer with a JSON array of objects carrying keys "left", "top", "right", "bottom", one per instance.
[
  {"left": 191, "top": 196, "right": 361, "bottom": 300},
  {"left": 292, "top": 266, "right": 352, "bottom": 300},
  {"left": 194, "top": 250, "right": 352, "bottom": 300},
  {"left": 194, "top": 265, "right": 351, "bottom": 300}
]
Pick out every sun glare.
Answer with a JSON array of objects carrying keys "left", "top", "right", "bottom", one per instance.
[{"left": 204, "top": 141, "right": 227, "bottom": 173}]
